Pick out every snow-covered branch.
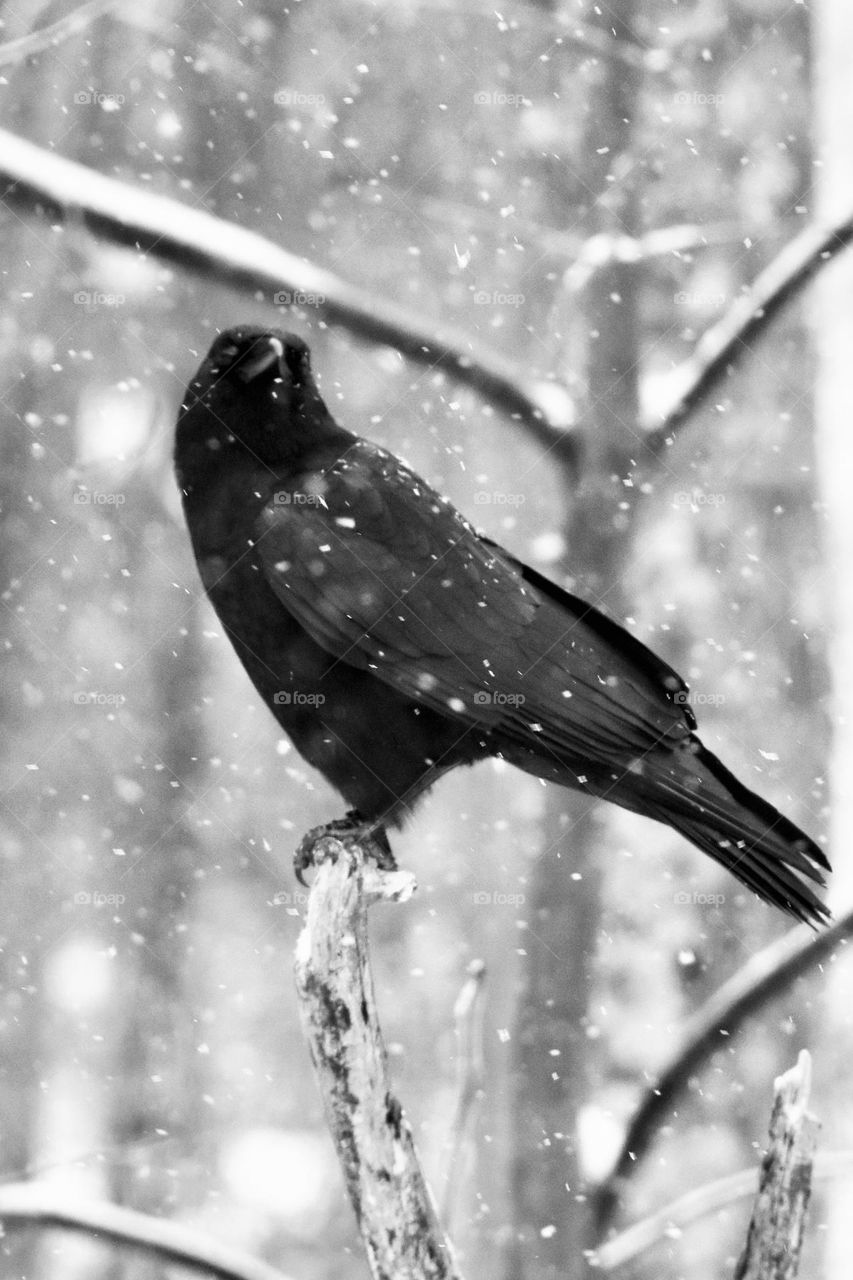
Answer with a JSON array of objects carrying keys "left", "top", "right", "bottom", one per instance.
[
  {"left": 734, "top": 1050, "right": 818, "bottom": 1280},
  {"left": 645, "top": 211, "right": 853, "bottom": 451},
  {"left": 0, "top": 0, "right": 127, "bottom": 67},
  {"left": 294, "top": 831, "right": 463, "bottom": 1280},
  {"left": 0, "top": 1183, "right": 292, "bottom": 1280},
  {"left": 593, "top": 908, "right": 853, "bottom": 1235},
  {"left": 0, "top": 128, "right": 574, "bottom": 456}
]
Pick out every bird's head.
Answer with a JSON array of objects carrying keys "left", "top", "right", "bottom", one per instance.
[
  {"left": 177, "top": 326, "right": 340, "bottom": 467},
  {"left": 202, "top": 326, "right": 310, "bottom": 389}
]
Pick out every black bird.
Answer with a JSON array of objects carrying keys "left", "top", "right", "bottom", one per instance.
[{"left": 174, "top": 325, "right": 829, "bottom": 926}]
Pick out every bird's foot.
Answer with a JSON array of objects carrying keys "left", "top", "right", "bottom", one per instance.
[{"left": 294, "top": 810, "right": 396, "bottom": 886}]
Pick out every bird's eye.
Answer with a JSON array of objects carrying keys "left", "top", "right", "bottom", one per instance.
[{"left": 219, "top": 343, "right": 240, "bottom": 361}]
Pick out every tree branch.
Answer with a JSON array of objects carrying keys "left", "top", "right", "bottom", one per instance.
[
  {"left": 352, "top": 180, "right": 737, "bottom": 272},
  {"left": 0, "top": 0, "right": 128, "bottom": 68},
  {"left": 349, "top": 0, "right": 666, "bottom": 70},
  {"left": 441, "top": 959, "right": 486, "bottom": 1231},
  {"left": 734, "top": 1050, "right": 818, "bottom": 1280},
  {"left": 562, "top": 222, "right": 740, "bottom": 294},
  {"left": 0, "top": 1183, "right": 293, "bottom": 1280},
  {"left": 0, "top": 128, "right": 574, "bottom": 456},
  {"left": 593, "top": 1101, "right": 847, "bottom": 1270},
  {"left": 293, "top": 831, "right": 463, "bottom": 1280},
  {"left": 593, "top": 907, "right": 853, "bottom": 1234},
  {"left": 645, "top": 210, "right": 853, "bottom": 450}
]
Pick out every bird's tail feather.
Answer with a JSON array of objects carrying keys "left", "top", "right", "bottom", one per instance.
[{"left": 635, "top": 742, "right": 829, "bottom": 927}]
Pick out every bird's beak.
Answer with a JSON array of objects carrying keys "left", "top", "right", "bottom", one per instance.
[{"left": 236, "top": 336, "right": 285, "bottom": 383}]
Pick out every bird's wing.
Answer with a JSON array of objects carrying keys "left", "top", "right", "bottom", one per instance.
[{"left": 256, "top": 445, "right": 690, "bottom": 763}]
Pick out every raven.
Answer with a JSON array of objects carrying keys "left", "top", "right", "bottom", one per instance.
[{"left": 174, "top": 325, "right": 829, "bottom": 925}]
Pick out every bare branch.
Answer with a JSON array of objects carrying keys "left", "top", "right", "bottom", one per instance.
[
  {"left": 0, "top": 0, "right": 128, "bottom": 68},
  {"left": 441, "top": 959, "right": 487, "bottom": 1229},
  {"left": 592, "top": 1144, "right": 853, "bottom": 1271},
  {"left": 348, "top": 180, "right": 738, "bottom": 270},
  {"left": 645, "top": 211, "right": 853, "bottom": 451},
  {"left": 294, "top": 832, "right": 463, "bottom": 1280},
  {"left": 734, "top": 1050, "right": 818, "bottom": 1280},
  {"left": 349, "top": 0, "right": 666, "bottom": 69},
  {"left": 0, "top": 1183, "right": 293, "bottom": 1280},
  {"left": 592, "top": 1166, "right": 759, "bottom": 1271},
  {"left": 593, "top": 908, "right": 853, "bottom": 1234},
  {"left": 0, "top": 128, "right": 574, "bottom": 456},
  {"left": 563, "top": 222, "right": 740, "bottom": 294}
]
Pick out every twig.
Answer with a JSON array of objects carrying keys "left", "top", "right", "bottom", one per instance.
[
  {"left": 348, "top": 0, "right": 666, "bottom": 69},
  {"left": 0, "top": 0, "right": 128, "bottom": 67},
  {"left": 351, "top": 181, "right": 737, "bottom": 271},
  {"left": 734, "top": 1050, "right": 818, "bottom": 1280},
  {"left": 0, "top": 128, "right": 574, "bottom": 455},
  {"left": 592, "top": 1149, "right": 853, "bottom": 1271},
  {"left": 293, "top": 832, "right": 463, "bottom": 1280},
  {"left": 563, "top": 222, "right": 740, "bottom": 294},
  {"left": 441, "top": 959, "right": 487, "bottom": 1230},
  {"left": 593, "top": 907, "right": 853, "bottom": 1234},
  {"left": 0, "top": 1182, "right": 292, "bottom": 1280},
  {"left": 645, "top": 210, "right": 853, "bottom": 450}
]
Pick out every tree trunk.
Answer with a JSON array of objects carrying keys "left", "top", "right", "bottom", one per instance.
[
  {"left": 507, "top": 5, "right": 641, "bottom": 1275},
  {"left": 814, "top": 2, "right": 853, "bottom": 1275}
]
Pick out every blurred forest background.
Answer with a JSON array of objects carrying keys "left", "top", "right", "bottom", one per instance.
[{"left": 1, "top": 0, "right": 852, "bottom": 1277}]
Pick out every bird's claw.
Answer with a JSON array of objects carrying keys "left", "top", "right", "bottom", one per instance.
[{"left": 293, "top": 811, "right": 396, "bottom": 885}]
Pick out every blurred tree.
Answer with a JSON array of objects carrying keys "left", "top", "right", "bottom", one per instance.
[
  {"left": 506, "top": 3, "right": 641, "bottom": 1276},
  {"left": 815, "top": 1, "right": 853, "bottom": 1275},
  {"left": 0, "top": 2, "right": 840, "bottom": 1278}
]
